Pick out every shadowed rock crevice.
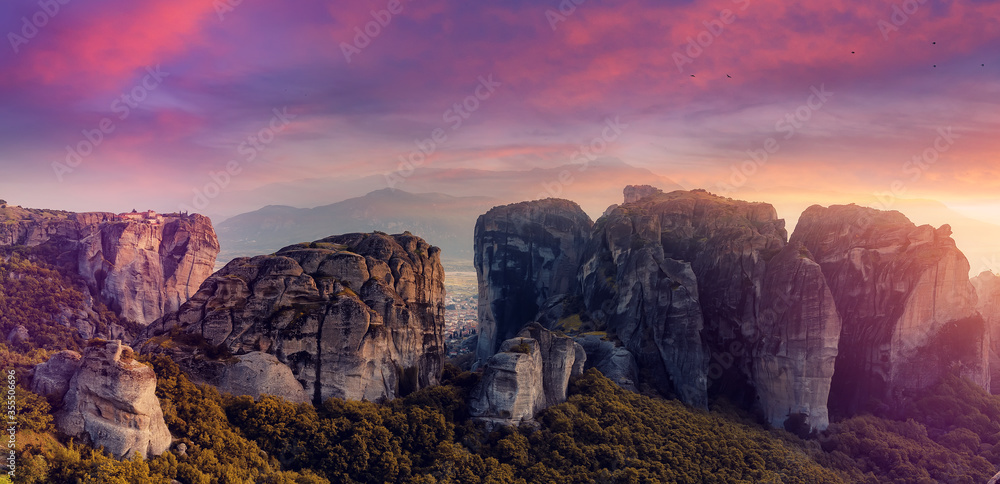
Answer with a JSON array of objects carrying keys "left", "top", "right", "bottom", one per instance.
[{"left": 973, "top": 271, "right": 1000, "bottom": 393}]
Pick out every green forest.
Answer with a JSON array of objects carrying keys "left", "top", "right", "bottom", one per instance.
[{"left": 3, "top": 251, "right": 1000, "bottom": 483}]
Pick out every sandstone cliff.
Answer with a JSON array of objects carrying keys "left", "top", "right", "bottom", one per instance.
[
  {"left": 753, "top": 242, "right": 841, "bottom": 432},
  {"left": 469, "top": 324, "right": 585, "bottom": 426},
  {"left": 792, "top": 204, "right": 988, "bottom": 415},
  {"left": 474, "top": 199, "right": 593, "bottom": 367},
  {"left": 0, "top": 209, "right": 219, "bottom": 326},
  {"left": 579, "top": 188, "right": 786, "bottom": 408},
  {"left": 140, "top": 232, "right": 445, "bottom": 405},
  {"left": 31, "top": 350, "right": 82, "bottom": 400},
  {"left": 972, "top": 271, "right": 1000, "bottom": 392},
  {"left": 33, "top": 340, "right": 171, "bottom": 459},
  {"left": 474, "top": 189, "right": 992, "bottom": 430}
]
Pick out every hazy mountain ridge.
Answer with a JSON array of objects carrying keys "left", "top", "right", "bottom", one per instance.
[
  {"left": 205, "top": 159, "right": 682, "bottom": 221},
  {"left": 216, "top": 189, "right": 497, "bottom": 264}
]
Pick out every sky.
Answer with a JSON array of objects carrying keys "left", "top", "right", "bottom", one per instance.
[{"left": 1, "top": 0, "right": 999, "bottom": 254}]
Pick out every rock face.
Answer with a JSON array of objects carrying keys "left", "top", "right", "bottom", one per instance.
[
  {"left": 753, "top": 242, "right": 841, "bottom": 432},
  {"left": 6, "top": 325, "right": 29, "bottom": 346},
  {"left": 141, "top": 232, "right": 445, "bottom": 405},
  {"left": 579, "top": 188, "right": 786, "bottom": 408},
  {"left": 469, "top": 324, "right": 585, "bottom": 426},
  {"left": 623, "top": 184, "right": 662, "bottom": 204},
  {"left": 473, "top": 188, "right": 989, "bottom": 431},
  {"left": 216, "top": 352, "right": 309, "bottom": 404},
  {"left": 972, "top": 271, "right": 1000, "bottom": 393},
  {"left": 574, "top": 334, "right": 638, "bottom": 392},
  {"left": 792, "top": 205, "right": 987, "bottom": 415},
  {"left": 0, "top": 211, "right": 219, "bottom": 325},
  {"left": 474, "top": 199, "right": 593, "bottom": 367},
  {"left": 36, "top": 341, "right": 171, "bottom": 459},
  {"left": 30, "top": 350, "right": 83, "bottom": 401}
]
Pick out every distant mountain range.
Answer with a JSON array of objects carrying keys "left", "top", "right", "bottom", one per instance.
[
  {"left": 206, "top": 159, "right": 683, "bottom": 222},
  {"left": 214, "top": 160, "right": 684, "bottom": 265},
  {"left": 215, "top": 189, "right": 497, "bottom": 264}
]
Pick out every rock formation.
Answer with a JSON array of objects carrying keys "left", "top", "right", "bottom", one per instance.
[
  {"left": 972, "top": 271, "right": 1000, "bottom": 392},
  {"left": 140, "top": 232, "right": 445, "bottom": 405},
  {"left": 216, "top": 352, "right": 309, "bottom": 404},
  {"left": 6, "top": 325, "right": 29, "bottom": 346},
  {"left": 34, "top": 340, "right": 171, "bottom": 459},
  {"left": 574, "top": 334, "right": 638, "bottom": 392},
  {"left": 30, "top": 350, "right": 83, "bottom": 401},
  {"left": 0, "top": 210, "right": 219, "bottom": 326},
  {"left": 472, "top": 189, "right": 989, "bottom": 429},
  {"left": 623, "top": 184, "right": 662, "bottom": 204},
  {"left": 792, "top": 204, "right": 988, "bottom": 415},
  {"left": 753, "top": 242, "right": 841, "bottom": 432},
  {"left": 579, "top": 188, "right": 786, "bottom": 408},
  {"left": 469, "top": 324, "right": 585, "bottom": 426},
  {"left": 474, "top": 199, "right": 593, "bottom": 366}
]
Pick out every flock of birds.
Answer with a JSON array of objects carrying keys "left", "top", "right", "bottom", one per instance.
[
  {"left": 689, "top": 41, "right": 986, "bottom": 78},
  {"left": 851, "top": 41, "right": 986, "bottom": 69}
]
